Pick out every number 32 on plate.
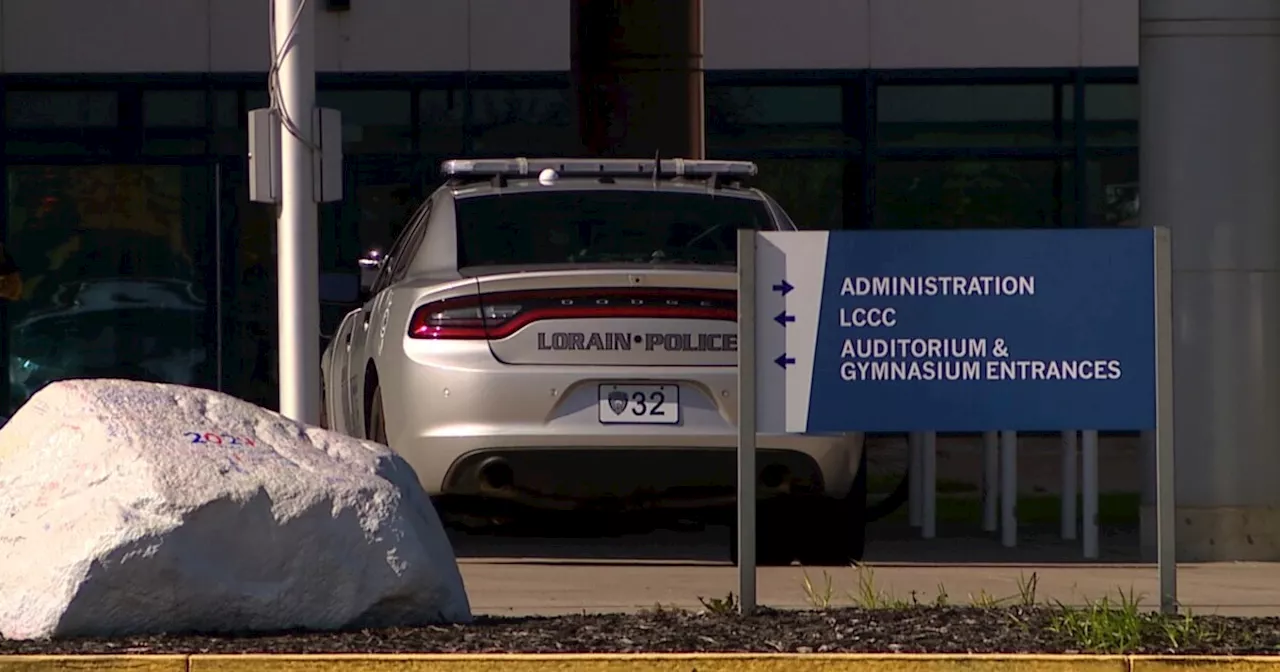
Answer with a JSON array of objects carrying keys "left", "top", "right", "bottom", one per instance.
[{"left": 597, "top": 384, "right": 681, "bottom": 425}]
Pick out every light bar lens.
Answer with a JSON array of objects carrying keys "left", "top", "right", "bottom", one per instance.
[{"left": 440, "top": 157, "right": 758, "bottom": 179}]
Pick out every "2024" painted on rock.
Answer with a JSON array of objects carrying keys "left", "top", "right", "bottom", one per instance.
[{"left": 181, "top": 432, "right": 257, "bottom": 447}]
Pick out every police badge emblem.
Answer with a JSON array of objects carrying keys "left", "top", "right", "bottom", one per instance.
[{"left": 607, "top": 390, "right": 629, "bottom": 415}]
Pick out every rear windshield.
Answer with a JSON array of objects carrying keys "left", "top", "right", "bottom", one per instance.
[{"left": 455, "top": 189, "right": 774, "bottom": 267}]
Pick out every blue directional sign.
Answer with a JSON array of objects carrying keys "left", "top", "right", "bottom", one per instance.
[{"left": 751, "top": 229, "right": 1160, "bottom": 433}]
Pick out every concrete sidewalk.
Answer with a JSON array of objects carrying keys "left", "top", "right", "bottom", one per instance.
[
  {"left": 453, "top": 525, "right": 1280, "bottom": 617},
  {"left": 460, "top": 559, "right": 1280, "bottom": 617}
]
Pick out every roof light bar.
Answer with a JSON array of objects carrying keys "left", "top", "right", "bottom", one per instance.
[{"left": 441, "top": 157, "right": 758, "bottom": 179}]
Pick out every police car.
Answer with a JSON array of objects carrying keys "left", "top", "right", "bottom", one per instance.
[{"left": 321, "top": 158, "right": 867, "bottom": 565}]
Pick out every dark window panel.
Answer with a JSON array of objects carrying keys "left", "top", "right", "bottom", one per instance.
[
  {"left": 419, "top": 89, "right": 465, "bottom": 155},
  {"left": 1083, "top": 154, "right": 1140, "bottom": 227},
  {"left": 4, "top": 164, "right": 217, "bottom": 412},
  {"left": 143, "top": 90, "right": 207, "bottom": 128},
  {"left": 466, "top": 87, "right": 575, "bottom": 156},
  {"left": 707, "top": 85, "right": 852, "bottom": 153},
  {"left": 877, "top": 84, "right": 1056, "bottom": 147},
  {"left": 753, "top": 158, "right": 846, "bottom": 231},
  {"left": 6, "top": 90, "right": 119, "bottom": 128},
  {"left": 874, "top": 159, "right": 1065, "bottom": 229},
  {"left": 316, "top": 90, "right": 413, "bottom": 154}
]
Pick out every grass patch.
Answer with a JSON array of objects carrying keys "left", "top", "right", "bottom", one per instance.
[{"left": 792, "top": 565, "right": 1232, "bottom": 653}]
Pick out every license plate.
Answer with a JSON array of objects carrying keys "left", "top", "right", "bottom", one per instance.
[{"left": 598, "top": 384, "right": 680, "bottom": 424}]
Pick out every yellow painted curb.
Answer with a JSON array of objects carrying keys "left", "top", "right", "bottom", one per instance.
[
  {"left": 0, "top": 655, "right": 187, "bottom": 672},
  {"left": 0, "top": 654, "right": 1276, "bottom": 671},
  {"left": 1132, "top": 658, "right": 1280, "bottom": 672}
]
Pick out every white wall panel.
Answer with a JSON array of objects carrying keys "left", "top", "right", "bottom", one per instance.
[
  {"left": 0, "top": 0, "right": 1139, "bottom": 74},
  {"left": 869, "top": 0, "right": 1082, "bottom": 69},
  {"left": 4, "top": 0, "right": 211, "bottom": 72},
  {"left": 1083, "top": 0, "right": 1138, "bottom": 66},
  {"left": 210, "top": 0, "right": 270, "bottom": 72},
  {"left": 468, "top": 0, "right": 569, "bottom": 71},
  {"left": 704, "top": 0, "right": 869, "bottom": 70},
  {"left": 317, "top": 0, "right": 470, "bottom": 72}
]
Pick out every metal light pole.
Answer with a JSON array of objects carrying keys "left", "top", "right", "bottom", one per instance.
[{"left": 272, "top": 0, "right": 321, "bottom": 424}]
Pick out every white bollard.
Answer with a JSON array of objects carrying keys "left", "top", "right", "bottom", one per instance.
[
  {"left": 982, "top": 430, "right": 999, "bottom": 533},
  {"left": 922, "top": 431, "right": 937, "bottom": 539},
  {"left": 1000, "top": 430, "right": 1018, "bottom": 548},
  {"left": 1062, "top": 430, "right": 1079, "bottom": 540},
  {"left": 1082, "top": 430, "right": 1100, "bottom": 559},
  {"left": 908, "top": 432, "right": 923, "bottom": 528}
]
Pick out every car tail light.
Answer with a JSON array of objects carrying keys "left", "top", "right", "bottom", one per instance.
[{"left": 408, "top": 288, "right": 736, "bottom": 340}]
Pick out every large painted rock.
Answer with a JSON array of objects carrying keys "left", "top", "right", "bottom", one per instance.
[{"left": 0, "top": 379, "right": 471, "bottom": 640}]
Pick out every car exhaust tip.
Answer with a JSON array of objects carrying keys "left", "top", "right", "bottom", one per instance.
[
  {"left": 478, "top": 457, "right": 515, "bottom": 491},
  {"left": 760, "top": 464, "right": 790, "bottom": 490}
]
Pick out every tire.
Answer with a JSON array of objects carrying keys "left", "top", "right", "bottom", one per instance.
[
  {"left": 728, "top": 497, "right": 804, "bottom": 566},
  {"left": 795, "top": 448, "right": 868, "bottom": 566},
  {"left": 728, "top": 448, "right": 869, "bottom": 567},
  {"left": 368, "top": 383, "right": 389, "bottom": 445}
]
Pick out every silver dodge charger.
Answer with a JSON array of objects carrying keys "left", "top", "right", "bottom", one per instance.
[{"left": 321, "top": 158, "right": 867, "bottom": 565}]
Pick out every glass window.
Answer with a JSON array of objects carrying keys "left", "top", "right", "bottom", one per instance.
[
  {"left": 215, "top": 158, "right": 278, "bottom": 409},
  {"left": 707, "top": 85, "right": 848, "bottom": 153},
  {"left": 467, "top": 88, "right": 575, "bottom": 155},
  {"left": 144, "top": 90, "right": 207, "bottom": 128},
  {"left": 752, "top": 158, "right": 847, "bottom": 230},
  {"left": 1084, "top": 155, "right": 1140, "bottom": 227},
  {"left": 211, "top": 90, "right": 244, "bottom": 155},
  {"left": 419, "top": 89, "right": 466, "bottom": 155},
  {"left": 877, "top": 84, "right": 1056, "bottom": 147},
  {"left": 5, "top": 164, "right": 216, "bottom": 412},
  {"left": 6, "top": 90, "right": 118, "bottom": 128},
  {"left": 1085, "top": 84, "right": 1137, "bottom": 147},
  {"left": 316, "top": 90, "right": 413, "bottom": 154},
  {"left": 875, "top": 160, "right": 1064, "bottom": 229},
  {"left": 454, "top": 190, "right": 773, "bottom": 268},
  {"left": 322, "top": 156, "right": 423, "bottom": 271}
]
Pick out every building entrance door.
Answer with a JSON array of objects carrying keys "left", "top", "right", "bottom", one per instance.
[{"left": 2, "top": 161, "right": 223, "bottom": 415}]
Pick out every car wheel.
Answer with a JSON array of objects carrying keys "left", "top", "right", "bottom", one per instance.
[
  {"left": 368, "top": 383, "right": 389, "bottom": 445},
  {"left": 794, "top": 451, "right": 868, "bottom": 566},
  {"left": 727, "top": 497, "right": 804, "bottom": 567}
]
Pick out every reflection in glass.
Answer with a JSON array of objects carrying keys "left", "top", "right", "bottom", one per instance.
[
  {"left": 875, "top": 160, "right": 1062, "bottom": 229},
  {"left": 706, "top": 85, "right": 849, "bottom": 153},
  {"left": 877, "top": 84, "right": 1056, "bottom": 147},
  {"left": 752, "top": 159, "right": 846, "bottom": 230},
  {"left": 6, "top": 91, "right": 119, "bottom": 129},
  {"left": 315, "top": 90, "right": 413, "bottom": 153},
  {"left": 4, "top": 165, "right": 213, "bottom": 412},
  {"left": 467, "top": 88, "right": 575, "bottom": 155},
  {"left": 1087, "top": 155, "right": 1140, "bottom": 227}
]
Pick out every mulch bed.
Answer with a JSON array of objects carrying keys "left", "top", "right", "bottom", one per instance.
[{"left": 2, "top": 607, "right": 1279, "bottom": 656}]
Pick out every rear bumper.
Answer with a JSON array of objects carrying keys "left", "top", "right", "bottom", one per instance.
[
  {"left": 391, "top": 432, "right": 863, "bottom": 511},
  {"left": 376, "top": 347, "right": 863, "bottom": 510}
]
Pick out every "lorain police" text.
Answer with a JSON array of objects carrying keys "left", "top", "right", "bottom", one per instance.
[{"left": 536, "top": 331, "right": 737, "bottom": 352}]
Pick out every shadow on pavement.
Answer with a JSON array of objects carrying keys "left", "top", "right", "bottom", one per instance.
[{"left": 445, "top": 509, "right": 1144, "bottom": 566}]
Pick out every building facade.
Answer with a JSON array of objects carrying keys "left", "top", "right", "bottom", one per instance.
[{"left": 0, "top": 0, "right": 1139, "bottom": 412}]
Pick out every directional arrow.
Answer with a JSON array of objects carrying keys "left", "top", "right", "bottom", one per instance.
[
  {"left": 771, "top": 279, "right": 794, "bottom": 296},
  {"left": 774, "top": 354, "right": 796, "bottom": 369},
  {"left": 774, "top": 311, "right": 796, "bottom": 327}
]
